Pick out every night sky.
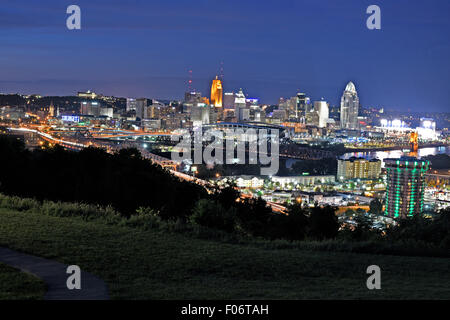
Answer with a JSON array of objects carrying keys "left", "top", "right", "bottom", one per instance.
[{"left": 0, "top": 0, "right": 449, "bottom": 112}]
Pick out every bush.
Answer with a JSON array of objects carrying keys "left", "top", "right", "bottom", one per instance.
[
  {"left": 190, "top": 199, "right": 237, "bottom": 233},
  {"left": 120, "top": 207, "right": 163, "bottom": 230},
  {"left": 308, "top": 205, "right": 339, "bottom": 240},
  {"left": 0, "top": 194, "right": 40, "bottom": 212},
  {"left": 0, "top": 193, "right": 449, "bottom": 257},
  {"left": 266, "top": 203, "right": 309, "bottom": 241}
]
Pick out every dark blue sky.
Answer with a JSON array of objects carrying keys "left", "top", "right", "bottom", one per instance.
[{"left": 0, "top": 0, "right": 449, "bottom": 111}]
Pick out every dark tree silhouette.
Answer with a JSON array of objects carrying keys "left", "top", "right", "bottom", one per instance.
[{"left": 308, "top": 205, "right": 339, "bottom": 240}]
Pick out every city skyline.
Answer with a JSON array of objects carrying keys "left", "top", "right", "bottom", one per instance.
[
  {"left": 1, "top": 0, "right": 450, "bottom": 304},
  {"left": 0, "top": 0, "right": 449, "bottom": 111}
]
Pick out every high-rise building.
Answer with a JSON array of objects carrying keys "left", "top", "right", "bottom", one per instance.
[
  {"left": 272, "top": 109, "right": 288, "bottom": 122},
  {"left": 184, "top": 91, "right": 202, "bottom": 104},
  {"left": 135, "top": 98, "right": 148, "bottom": 120},
  {"left": 234, "top": 89, "right": 249, "bottom": 122},
  {"left": 305, "top": 109, "right": 319, "bottom": 127},
  {"left": 80, "top": 101, "right": 100, "bottom": 116},
  {"left": 340, "top": 81, "right": 359, "bottom": 130},
  {"left": 337, "top": 157, "right": 381, "bottom": 180},
  {"left": 210, "top": 76, "right": 223, "bottom": 107},
  {"left": 314, "top": 101, "right": 329, "bottom": 128},
  {"left": 286, "top": 97, "right": 297, "bottom": 117},
  {"left": 384, "top": 157, "right": 430, "bottom": 218},
  {"left": 296, "top": 93, "right": 310, "bottom": 119},
  {"left": 147, "top": 102, "right": 163, "bottom": 119},
  {"left": 223, "top": 92, "right": 235, "bottom": 109},
  {"left": 191, "top": 104, "right": 211, "bottom": 127},
  {"left": 126, "top": 98, "right": 137, "bottom": 112}
]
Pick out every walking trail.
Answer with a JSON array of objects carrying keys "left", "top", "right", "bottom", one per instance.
[{"left": 0, "top": 247, "right": 109, "bottom": 300}]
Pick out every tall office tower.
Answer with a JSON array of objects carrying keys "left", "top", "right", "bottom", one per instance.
[
  {"left": 184, "top": 91, "right": 202, "bottom": 104},
  {"left": 126, "top": 98, "right": 137, "bottom": 112},
  {"left": 135, "top": 98, "right": 148, "bottom": 120},
  {"left": 305, "top": 98, "right": 312, "bottom": 113},
  {"left": 272, "top": 109, "right": 288, "bottom": 122},
  {"left": 234, "top": 89, "right": 248, "bottom": 122},
  {"left": 250, "top": 107, "right": 265, "bottom": 122},
  {"left": 80, "top": 101, "right": 100, "bottom": 116},
  {"left": 337, "top": 157, "right": 381, "bottom": 180},
  {"left": 340, "top": 81, "right": 359, "bottom": 130},
  {"left": 305, "top": 109, "right": 319, "bottom": 126},
  {"left": 80, "top": 101, "right": 89, "bottom": 115},
  {"left": 278, "top": 98, "right": 289, "bottom": 114},
  {"left": 191, "top": 104, "right": 210, "bottom": 127},
  {"left": 147, "top": 102, "right": 163, "bottom": 119},
  {"left": 286, "top": 97, "right": 297, "bottom": 117},
  {"left": 384, "top": 157, "right": 430, "bottom": 218},
  {"left": 223, "top": 92, "right": 235, "bottom": 109},
  {"left": 210, "top": 76, "right": 223, "bottom": 107},
  {"left": 314, "top": 100, "right": 329, "bottom": 128},
  {"left": 296, "top": 93, "right": 308, "bottom": 118}
]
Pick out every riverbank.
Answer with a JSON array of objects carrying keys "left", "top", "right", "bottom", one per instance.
[{"left": 343, "top": 142, "right": 449, "bottom": 154}]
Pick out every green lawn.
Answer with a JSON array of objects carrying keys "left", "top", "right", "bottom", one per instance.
[
  {"left": 0, "top": 262, "right": 46, "bottom": 300},
  {"left": 0, "top": 208, "right": 449, "bottom": 299}
]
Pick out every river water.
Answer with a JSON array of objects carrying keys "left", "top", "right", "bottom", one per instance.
[
  {"left": 341, "top": 146, "right": 449, "bottom": 166},
  {"left": 285, "top": 146, "right": 449, "bottom": 169}
]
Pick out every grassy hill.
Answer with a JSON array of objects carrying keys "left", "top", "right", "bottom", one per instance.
[
  {"left": 0, "top": 205, "right": 449, "bottom": 299},
  {"left": 0, "top": 262, "right": 46, "bottom": 299}
]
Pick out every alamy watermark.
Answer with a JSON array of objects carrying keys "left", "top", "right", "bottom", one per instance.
[
  {"left": 171, "top": 126, "right": 280, "bottom": 176},
  {"left": 366, "top": 265, "right": 381, "bottom": 290},
  {"left": 65, "top": 5, "right": 380, "bottom": 31},
  {"left": 66, "top": 5, "right": 81, "bottom": 30},
  {"left": 66, "top": 265, "right": 81, "bottom": 290},
  {"left": 366, "top": 5, "right": 381, "bottom": 30}
]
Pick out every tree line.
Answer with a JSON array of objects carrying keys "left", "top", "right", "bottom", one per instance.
[
  {"left": 0, "top": 135, "right": 339, "bottom": 241},
  {"left": 0, "top": 134, "right": 448, "bottom": 250}
]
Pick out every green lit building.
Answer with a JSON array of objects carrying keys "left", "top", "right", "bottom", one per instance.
[{"left": 384, "top": 157, "right": 430, "bottom": 218}]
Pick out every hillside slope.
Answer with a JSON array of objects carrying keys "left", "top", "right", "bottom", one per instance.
[{"left": 0, "top": 208, "right": 449, "bottom": 299}]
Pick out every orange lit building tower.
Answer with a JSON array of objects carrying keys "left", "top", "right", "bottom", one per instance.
[
  {"left": 410, "top": 131, "right": 419, "bottom": 152},
  {"left": 210, "top": 76, "right": 223, "bottom": 107}
]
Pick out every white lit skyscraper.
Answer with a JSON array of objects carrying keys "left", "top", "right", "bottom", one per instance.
[
  {"left": 340, "top": 81, "right": 359, "bottom": 130},
  {"left": 314, "top": 100, "right": 329, "bottom": 128},
  {"left": 234, "top": 89, "right": 249, "bottom": 122}
]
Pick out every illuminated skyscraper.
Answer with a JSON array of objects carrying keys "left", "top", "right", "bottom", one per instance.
[
  {"left": 384, "top": 157, "right": 430, "bottom": 218},
  {"left": 314, "top": 100, "right": 329, "bottom": 128},
  {"left": 234, "top": 88, "right": 248, "bottom": 122},
  {"left": 296, "top": 93, "right": 310, "bottom": 118},
  {"left": 340, "top": 81, "right": 359, "bottom": 130},
  {"left": 210, "top": 76, "right": 223, "bottom": 107}
]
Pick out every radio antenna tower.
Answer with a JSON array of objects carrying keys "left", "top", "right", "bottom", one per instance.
[
  {"left": 219, "top": 61, "right": 224, "bottom": 81},
  {"left": 187, "top": 69, "right": 193, "bottom": 92}
]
